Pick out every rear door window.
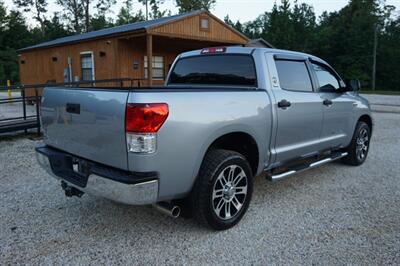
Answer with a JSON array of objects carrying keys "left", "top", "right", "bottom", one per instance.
[
  {"left": 275, "top": 60, "right": 313, "bottom": 92},
  {"left": 168, "top": 55, "right": 257, "bottom": 87}
]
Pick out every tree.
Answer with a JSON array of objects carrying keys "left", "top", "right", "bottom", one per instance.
[
  {"left": 82, "top": 0, "right": 92, "bottom": 32},
  {"left": 56, "top": 0, "right": 84, "bottom": 33},
  {"left": 175, "top": 0, "right": 216, "bottom": 13},
  {"left": 95, "top": 0, "right": 116, "bottom": 16},
  {"left": 0, "top": 0, "right": 7, "bottom": 31},
  {"left": 138, "top": 0, "right": 167, "bottom": 20},
  {"left": 116, "top": 0, "right": 145, "bottom": 25},
  {"left": 291, "top": 1, "right": 316, "bottom": 51},
  {"left": 91, "top": 0, "right": 116, "bottom": 30},
  {"left": 0, "top": 1, "right": 8, "bottom": 83},
  {"left": 90, "top": 15, "right": 114, "bottom": 30},
  {"left": 3, "top": 10, "right": 33, "bottom": 49},
  {"left": 376, "top": 14, "right": 400, "bottom": 89},
  {"left": 263, "top": 0, "right": 294, "bottom": 49},
  {"left": 13, "top": 0, "right": 48, "bottom": 34},
  {"left": 242, "top": 14, "right": 266, "bottom": 39},
  {"left": 230, "top": 0, "right": 316, "bottom": 51},
  {"left": 224, "top": 15, "right": 243, "bottom": 32},
  {"left": 43, "top": 13, "right": 71, "bottom": 40},
  {"left": 315, "top": 0, "right": 382, "bottom": 86},
  {"left": 0, "top": 9, "right": 33, "bottom": 84},
  {"left": 149, "top": 0, "right": 167, "bottom": 19}
]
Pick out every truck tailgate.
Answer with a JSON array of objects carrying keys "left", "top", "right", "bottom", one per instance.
[{"left": 41, "top": 87, "right": 129, "bottom": 170}]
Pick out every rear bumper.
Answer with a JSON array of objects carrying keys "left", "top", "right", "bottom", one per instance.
[{"left": 36, "top": 146, "right": 159, "bottom": 205}]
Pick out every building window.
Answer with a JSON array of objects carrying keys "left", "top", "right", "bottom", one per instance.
[
  {"left": 80, "top": 52, "right": 94, "bottom": 81},
  {"left": 144, "top": 56, "right": 164, "bottom": 80},
  {"left": 200, "top": 17, "right": 209, "bottom": 30}
]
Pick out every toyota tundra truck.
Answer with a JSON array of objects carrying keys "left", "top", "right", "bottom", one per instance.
[{"left": 36, "top": 47, "right": 372, "bottom": 230}]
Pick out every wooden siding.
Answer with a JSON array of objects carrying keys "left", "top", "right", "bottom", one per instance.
[
  {"left": 149, "top": 13, "right": 248, "bottom": 44},
  {"left": 19, "top": 38, "right": 119, "bottom": 85}
]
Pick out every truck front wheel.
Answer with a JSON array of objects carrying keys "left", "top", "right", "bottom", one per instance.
[
  {"left": 191, "top": 149, "right": 253, "bottom": 230},
  {"left": 342, "top": 121, "right": 371, "bottom": 166}
]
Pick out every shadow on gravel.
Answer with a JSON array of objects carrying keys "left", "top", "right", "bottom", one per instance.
[
  {"left": 49, "top": 162, "right": 352, "bottom": 238},
  {"left": 0, "top": 132, "right": 42, "bottom": 142}
]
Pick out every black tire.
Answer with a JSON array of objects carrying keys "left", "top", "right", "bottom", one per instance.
[
  {"left": 342, "top": 121, "right": 371, "bottom": 166},
  {"left": 191, "top": 149, "right": 253, "bottom": 230}
]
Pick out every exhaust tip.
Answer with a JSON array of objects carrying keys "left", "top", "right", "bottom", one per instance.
[
  {"left": 153, "top": 202, "right": 181, "bottom": 218},
  {"left": 170, "top": 206, "right": 181, "bottom": 218}
]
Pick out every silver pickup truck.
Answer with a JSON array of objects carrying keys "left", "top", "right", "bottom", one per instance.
[{"left": 36, "top": 47, "right": 372, "bottom": 230}]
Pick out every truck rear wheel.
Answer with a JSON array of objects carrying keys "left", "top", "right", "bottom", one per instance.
[
  {"left": 342, "top": 121, "right": 371, "bottom": 166},
  {"left": 191, "top": 149, "right": 253, "bottom": 230}
]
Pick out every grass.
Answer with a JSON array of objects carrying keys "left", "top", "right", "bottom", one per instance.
[{"left": 360, "top": 90, "right": 400, "bottom": 95}]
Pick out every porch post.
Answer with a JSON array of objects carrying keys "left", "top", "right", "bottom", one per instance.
[{"left": 146, "top": 34, "right": 153, "bottom": 86}]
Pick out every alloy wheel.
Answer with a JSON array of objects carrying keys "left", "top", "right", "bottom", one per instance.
[
  {"left": 212, "top": 165, "right": 248, "bottom": 220},
  {"left": 356, "top": 128, "right": 369, "bottom": 161}
]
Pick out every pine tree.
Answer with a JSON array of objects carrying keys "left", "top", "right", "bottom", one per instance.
[
  {"left": 116, "top": 0, "right": 145, "bottom": 25},
  {"left": 56, "top": 0, "right": 84, "bottom": 33},
  {"left": 175, "top": 0, "right": 216, "bottom": 14}
]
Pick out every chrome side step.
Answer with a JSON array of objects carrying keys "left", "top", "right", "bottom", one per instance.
[{"left": 268, "top": 152, "right": 348, "bottom": 181}]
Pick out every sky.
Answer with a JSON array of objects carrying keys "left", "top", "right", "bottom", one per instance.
[{"left": 3, "top": 0, "right": 400, "bottom": 26}]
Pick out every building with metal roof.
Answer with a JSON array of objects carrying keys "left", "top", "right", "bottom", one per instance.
[{"left": 18, "top": 11, "right": 252, "bottom": 89}]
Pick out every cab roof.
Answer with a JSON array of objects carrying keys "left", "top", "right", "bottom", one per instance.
[{"left": 179, "top": 47, "right": 329, "bottom": 66}]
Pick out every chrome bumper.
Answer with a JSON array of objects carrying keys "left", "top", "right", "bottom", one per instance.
[{"left": 36, "top": 151, "right": 159, "bottom": 205}]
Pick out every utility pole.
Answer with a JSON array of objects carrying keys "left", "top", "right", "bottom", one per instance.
[{"left": 372, "top": 24, "right": 378, "bottom": 91}]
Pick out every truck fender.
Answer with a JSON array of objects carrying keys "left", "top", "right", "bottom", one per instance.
[{"left": 188, "top": 124, "right": 262, "bottom": 192}]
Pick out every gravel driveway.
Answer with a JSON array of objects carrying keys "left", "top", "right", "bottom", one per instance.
[{"left": 1, "top": 112, "right": 399, "bottom": 265}]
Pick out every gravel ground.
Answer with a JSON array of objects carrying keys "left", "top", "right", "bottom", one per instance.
[{"left": 1, "top": 112, "right": 399, "bottom": 265}]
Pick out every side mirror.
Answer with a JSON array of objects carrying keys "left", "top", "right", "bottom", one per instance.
[
  {"left": 319, "top": 84, "right": 337, "bottom": 93},
  {"left": 345, "top": 79, "right": 361, "bottom": 92}
]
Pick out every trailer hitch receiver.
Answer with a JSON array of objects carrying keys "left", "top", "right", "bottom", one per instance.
[{"left": 61, "top": 181, "right": 84, "bottom": 198}]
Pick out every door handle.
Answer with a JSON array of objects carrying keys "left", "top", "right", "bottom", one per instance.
[
  {"left": 323, "top": 99, "right": 333, "bottom": 106},
  {"left": 278, "top": 99, "right": 291, "bottom": 109},
  {"left": 66, "top": 103, "right": 80, "bottom": 114}
]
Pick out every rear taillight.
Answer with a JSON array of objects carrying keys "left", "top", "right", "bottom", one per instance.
[
  {"left": 125, "top": 103, "right": 169, "bottom": 154},
  {"left": 125, "top": 103, "right": 168, "bottom": 133}
]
